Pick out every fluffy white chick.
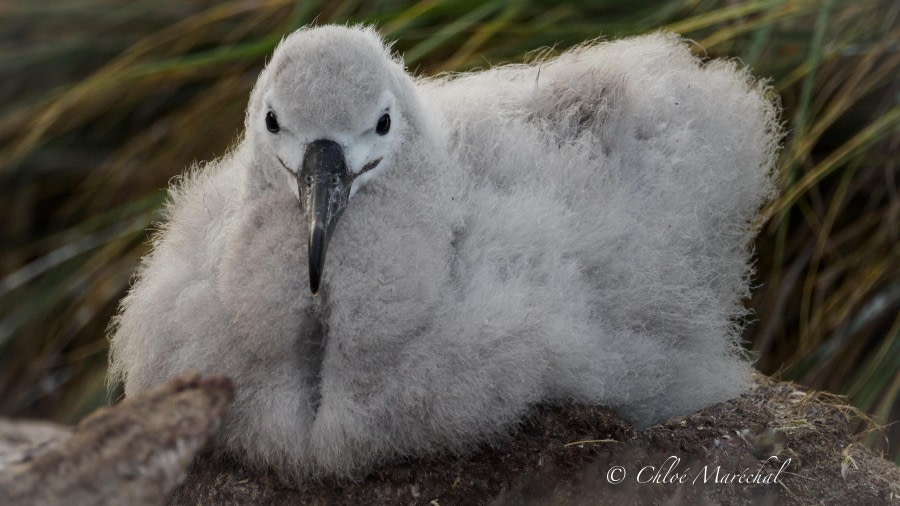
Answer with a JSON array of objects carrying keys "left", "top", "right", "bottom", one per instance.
[{"left": 109, "top": 25, "right": 780, "bottom": 479}]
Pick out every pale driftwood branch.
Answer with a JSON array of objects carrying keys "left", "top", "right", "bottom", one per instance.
[{"left": 0, "top": 373, "right": 233, "bottom": 505}]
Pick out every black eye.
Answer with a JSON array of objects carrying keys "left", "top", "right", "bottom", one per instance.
[
  {"left": 375, "top": 113, "right": 390, "bottom": 135},
  {"left": 304, "top": 175, "right": 313, "bottom": 186},
  {"left": 265, "top": 111, "right": 280, "bottom": 133}
]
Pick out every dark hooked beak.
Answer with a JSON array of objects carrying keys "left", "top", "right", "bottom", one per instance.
[{"left": 298, "top": 139, "right": 352, "bottom": 295}]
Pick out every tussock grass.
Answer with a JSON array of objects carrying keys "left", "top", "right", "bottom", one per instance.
[{"left": 1, "top": 0, "right": 896, "bottom": 461}]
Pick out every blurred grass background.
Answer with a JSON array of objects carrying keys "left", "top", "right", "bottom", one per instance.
[{"left": 0, "top": 0, "right": 897, "bottom": 462}]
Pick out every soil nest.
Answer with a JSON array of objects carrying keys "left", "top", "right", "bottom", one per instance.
[{"left": 172, "top": 372, "right": 899, "bottom": 505}]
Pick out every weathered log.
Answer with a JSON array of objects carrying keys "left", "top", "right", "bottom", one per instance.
[{"left": 0, "top": 373, "right": 233, "bottom": 505}]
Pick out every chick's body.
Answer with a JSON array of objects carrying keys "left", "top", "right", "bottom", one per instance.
[{"left": 109, "top": 26, "right": 780, "bottom": 478}]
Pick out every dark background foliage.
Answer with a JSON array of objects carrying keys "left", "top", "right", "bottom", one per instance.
[{"left": 1, "top": 0, "right": 897, "bottom": 461}]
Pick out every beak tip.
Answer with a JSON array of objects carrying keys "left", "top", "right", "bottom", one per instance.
[
  {"left": 309, "top": 269, "right": 321, "bottom": 295},
  {"left": 308, "top": 226, "right": 326, "bottom": 297}
]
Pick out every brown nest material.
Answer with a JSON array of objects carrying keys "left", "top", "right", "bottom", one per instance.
[{"left": 2, "top": 372, "right": 897, "bottom": 505}]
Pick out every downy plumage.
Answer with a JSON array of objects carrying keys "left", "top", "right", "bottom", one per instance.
[{"left": 109, "top": 25, "right": 780, "bottom": 478}]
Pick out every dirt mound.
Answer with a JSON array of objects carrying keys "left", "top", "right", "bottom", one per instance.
[
  {"left": 2, "top": 372, "right": 896, "bottom": 504},
  {"left": 173, "top": 373, "right": 899, "bottom": 504}
]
